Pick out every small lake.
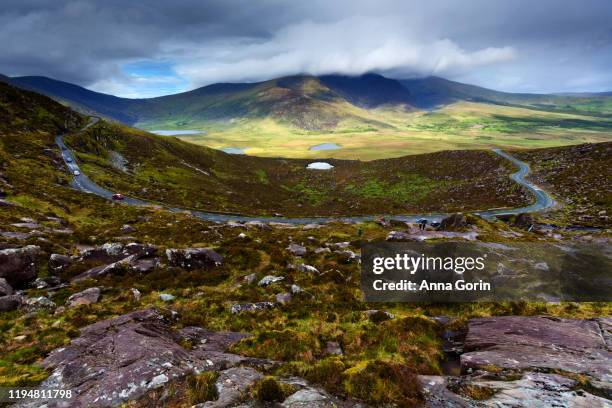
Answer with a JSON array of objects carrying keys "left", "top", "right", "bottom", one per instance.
[
  {"left": 221, "top": 147, "right": 248, "bottom": 155},
  {"left": 150, "top": 130, "right": 204, "bottom": 136},
  {"left": 309, "top": 143, "right": 341, "bottom": 151},
  {"left": 307, "top": 162, "right": 334, "bottom": 170}
]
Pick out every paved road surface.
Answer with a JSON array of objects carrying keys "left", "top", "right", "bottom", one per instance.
[{"left": 56, "top": 126, "right": 555, "bottom": 224}]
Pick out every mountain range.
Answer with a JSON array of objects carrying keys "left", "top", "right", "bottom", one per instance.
[{"left": 3, "top": 73, "right": 612, "bottom": 131}]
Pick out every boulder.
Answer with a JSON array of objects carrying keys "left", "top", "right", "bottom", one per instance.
[
  {"left": 131, "top": 288, "right": 141, "bottom": 301},
  {"left": 230, "top": 302, "right": 275, "bottom": 314},
  {"left": 48, "top": 253, "right": 73, "bottom": 273},
  {"left": 439, "top": 213, "right": 468, "bottom": 231},
  {"left": 24, "top": 296, "right": 56, "bottom": 310},
  {"left": 198, "top": 367, "right": 263, "bottom": 408},
  {"left": 258, "top": 275, "right": 285, "bottom": 287},
  {"left": 120, "top": 224, "right": 136, "bottom": 234},
  {"left": 386, "top": 231, "right": 413, "bottom": 242},
  {"left": 297, "top": 264, "right": 319, "bottom": 274},
  {"left": 32, "top": 308, "right": 259, "bottom": 407},
  {"left": 165, "top": 248, "right": 223, "bottom": 270},
  {"left": 366, "top": 309, "right": 395, "bottom": 322},
  {"left": 159, "top": 293, "right": 175, "bottom": 302},
  {"left": 324, "top": 341, "right": 343, "bottom": 356},
  {"left": 31, "top": 276, "right": 61, "bottom": 289},
  {"left": 461, "top": 316, "right": 612, "bottom": 387},
  {"left": 0, "top": 245, "right": 41, "bottom": 287},
  {"left": 276, "top": 292, "right": 292, "bottom": 304},
  {"left": 71, "top": 255, "right": 137, "bottom": 281},
  {"left": 66, "top": 287, "right": 101, "bottom": 307},
  {"left": 0, "top": 278, "right": 13, "bottom": 296},
  {"left": 0, "top": 294, "right": 22, "bottom": 312},
  {"left": 131, "top": 258, "right": 159, "bottom": 273},
  {"left": 287, "top": 244, "right": 307, "bottom": 256},
  {"left": 242, "top": 273, "right": 257, "bottom": 285},
  {"left": 79, "top": 242, "right": 157, "bottom": 264}
]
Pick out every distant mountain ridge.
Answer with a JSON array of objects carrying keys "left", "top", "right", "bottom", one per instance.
[{"left": 2, "top": 72, "right": 612, "bottom": 130}]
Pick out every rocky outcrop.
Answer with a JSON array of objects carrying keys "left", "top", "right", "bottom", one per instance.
[
  {"left": 420, "top": 372, "right": 611, "bottom": 408},
  {"left": 79, "top": 243, "right": 157, "bottom": 264},
  {"left": 461, "top": 316, "right": 612, "bottom": 386},
  {"left": 166, "top": 248, "right": 223, "bottom": 270},
  {"left": 29, "top": 308, "right": 263, "bottom": 407},
  {"left": 0, "top": 245, "right": 41, "bottom": 287},
  {"left": 418, "top": 316, "right": 612, "bottom": 407},
  {"left": 72, "top": 243, "right": 161, "bottom": 281}
]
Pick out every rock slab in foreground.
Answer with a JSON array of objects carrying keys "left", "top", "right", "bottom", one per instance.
[
  {"left": 461, "top": 316, "right": 612, "bottom": 385},
  {"left": 23, "top": 308, "right": 257, "bottom": 407}
]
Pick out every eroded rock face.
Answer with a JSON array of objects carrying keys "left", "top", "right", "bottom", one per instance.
[
  {"left": 166, "top": 248, "right": 223, "bottom": 270},
  {"left": 32, "top": 308, "right": 256, "bottom": 407},
  {"left": 0, "top": 245, "right": 41, "bottom": 287},
  {"left": 461, "top": 316, "right": 612, "bottom": 385}
]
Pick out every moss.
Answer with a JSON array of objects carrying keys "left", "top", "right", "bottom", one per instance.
[
  {"left": 251, "top": 376, "right": 295, "bottom": 402},
  {"left": 343, "top": 360, "right": 423, "bottom": 407}
]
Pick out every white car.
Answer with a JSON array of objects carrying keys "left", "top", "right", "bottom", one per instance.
[{"left": 73, "top": 170, "right": 81, "bottom": 176}]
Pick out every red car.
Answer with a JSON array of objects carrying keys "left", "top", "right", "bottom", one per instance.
[{"left": 112, "top": 193, "right": 125, "bottom": 201}]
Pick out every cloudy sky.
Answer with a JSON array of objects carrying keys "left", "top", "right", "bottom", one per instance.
[{"left": 1, "top": 0, "right": 611, "bottom": 97}]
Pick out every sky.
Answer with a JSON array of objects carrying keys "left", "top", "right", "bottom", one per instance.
[{"left": 1, "top": 0, "right": 611, "bottom": 98}]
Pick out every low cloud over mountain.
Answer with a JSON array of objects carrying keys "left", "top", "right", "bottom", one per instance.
[{"left": 1, "top": 0, "right": 612, "bottom": 96}]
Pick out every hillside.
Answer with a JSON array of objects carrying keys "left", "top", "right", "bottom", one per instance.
[
  {"left": 4, "top": 73, "right": 612, "bottom": 159},
  {"left": 1, "top": 72, "right": 611, "bottom": 408},
  {"left": 66, "top": 120, "right": 530, "bottom": 216},
  {"left": 515, "top": 142, "right": 612, "bottom": 227}
]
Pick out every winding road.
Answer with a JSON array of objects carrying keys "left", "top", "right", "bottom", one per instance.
[{"left": 56, "top": 124, "right": 554, "bottom": 224}]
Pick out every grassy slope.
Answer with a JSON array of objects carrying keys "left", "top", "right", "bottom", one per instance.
[
  {"left": 65, "top": 121, "right": 530, "bottom": 216},
  {"left": 160, "top": 101, "right": 612, "bottom": 160},
  {"left": 515, "top": 142, "right": 612, "bottom": 227}
]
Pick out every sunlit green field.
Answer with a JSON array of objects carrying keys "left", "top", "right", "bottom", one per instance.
[{"left": 139, "top": 102, "right": 612, "bottom": 160}]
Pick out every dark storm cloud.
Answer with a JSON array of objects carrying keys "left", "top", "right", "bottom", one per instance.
[{"left": 1, "top": 0, "right": 611, "bottom": 96}]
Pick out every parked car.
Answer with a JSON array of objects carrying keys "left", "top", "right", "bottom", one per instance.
[
  {"left": 112, "top": 193, "right": 125, "bottom": 201},
  {"left": 73, "top": 170, "right": 80, "bottom": 176}
]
